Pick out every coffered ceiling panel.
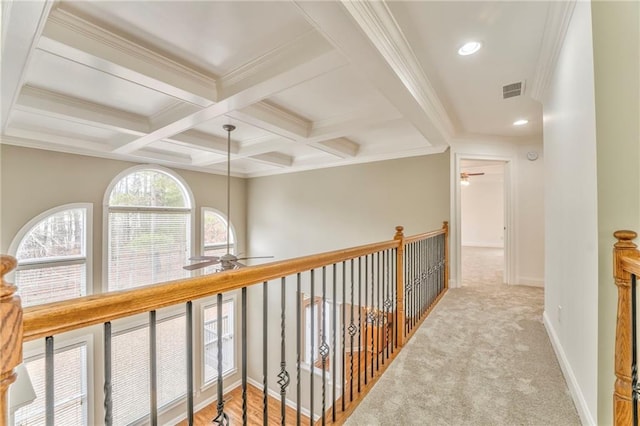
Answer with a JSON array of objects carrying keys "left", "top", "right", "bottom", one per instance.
[{"left": 1, "top": 0, "right": 557, "bottom": 178}]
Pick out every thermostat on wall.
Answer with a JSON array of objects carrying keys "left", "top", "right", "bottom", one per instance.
[{"left": 526, "top": 151, "right": 538, "bottom": 161}]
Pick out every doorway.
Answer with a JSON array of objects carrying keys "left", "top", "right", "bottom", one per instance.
[{"left": 460, "top": 160, "right": 507, "bottom": 287}]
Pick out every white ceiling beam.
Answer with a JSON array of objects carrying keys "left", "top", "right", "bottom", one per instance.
[
  {"left": 294, "top": 1, "right": 452, "bottom": 147},
  {"left": 40, "top": 7, "right": 217, "bottom": 107},
  {"left": 113, "top": 34, "right": 346, "bottom": 155},
  {"left": 134, "top": 148, "right": 192, "bottom": 164},
  {"left": 171, "top": 129, "right": 238, "bottom": 155},
  {"left": 5, "top": 127, "right": 112, "bottom": 152},
  {"left": 226, "top": 101, "right": 310, "bottom": 141},
  {"left": 311, "top": 137, "right": 359, "bottom": 158},
  {"left": 307, "top": 108, "right": 402, "bottom": 143},
  {"left": 248, "top": 152, "right": 294, "bottom": 168},
  {"left": 16, "top": 85, "right": 149, "bottom": 135},
  {"left": 1, "top": 0, "right": 53, "bottom": 131}
]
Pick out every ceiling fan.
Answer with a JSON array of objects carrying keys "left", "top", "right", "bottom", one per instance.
[
  {"left": 184, "top": 124, "right": 273, "bottom": 272},
  {"left": 460, "top": 172, "right": 484, "bottom": 186}
]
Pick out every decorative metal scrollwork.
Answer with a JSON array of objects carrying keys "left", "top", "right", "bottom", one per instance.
[
  {"left": 319, "top": 342, "right": 330, "bottom": 359},
  {"left": 277, "top": 364, "right": 290, "bottom": 393},
  {"left": 348, "top": 322, "right": 358, "bottom": 337},
  {"left": 212, "top": 403, "right": 229, "bottom": 425}
]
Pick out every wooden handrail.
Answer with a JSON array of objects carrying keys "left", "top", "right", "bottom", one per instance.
[
  {"left": 23, "top": 239, "right": 398, "bottom": 342},
  {"left": 613, "top": 230, "right": 640, "bottom": 425},
  {"left": 1, "top": 222, "right": 449, "bottom": 423}
]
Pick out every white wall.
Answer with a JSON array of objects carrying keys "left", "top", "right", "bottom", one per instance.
[
  {"left": 461, "top": 173, "right": 504, "bottom": 248},
  {"left": 542, "top": 2, "right": 598, "bottom": 423},
  {"left": 451, "top": 140, "right": 545, "bottom": 287},
  {"left": 592, "top": 1, "right": 640, "bottom": 424}
]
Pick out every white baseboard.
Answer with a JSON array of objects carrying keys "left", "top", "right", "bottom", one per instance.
[
  {"left": 517, "top": 276, "right": 544, "bottom": 287},
  {"left": 543, "top": 312, "right": 596, "bottom": 426},
  {"left": 462, "top": 243, "right": 504, "bottom": 248},
  {"left": 165, "top": 379, "right": 242, "bottom": 425}
]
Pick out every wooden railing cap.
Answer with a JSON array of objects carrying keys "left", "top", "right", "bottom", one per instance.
[
  {"left": 394, "top": 226, "right": 404, "bottom": 239},
  {"left": 0, "top": 255, "right": 17, "bottom": 299},
  {"left": 614, "top": 230, "right": 638, "bottom": 249}
]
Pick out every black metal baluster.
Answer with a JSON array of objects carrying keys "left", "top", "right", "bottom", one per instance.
[
  {"left": 332, "top": 263, "right": 337, "bottom": 422},
  {"left": 242, "top": 287, "right": 248, "bottom": 426},
  {"left": 279, "top": 277, "right": 290, "bottom": 426},
  {"left": 363, "top": 255, "right": 368, "bottom": 386},
  {"left": 633, "top": 273, "right": 638, "bottom": 426},
  {"left": 45, "top": 336, "right": 54, "bottom": 426},
  {"left": 383, "top": 249, "right": 389, "bottom": 361},
  {"left": 369, "top": 254, "right": 375, "bottom": 379},
  {"left": 357, "top": 256, "right": 362, "bottom": 394},
  {"left": 393, "top": 247, "right": 398, "bottom": 352},
  {"left": 349, "top": 259, "right": 355, "bottom": 402},
  {"left": 150, "top": 310, "right": 158, "bottom": 426},
  {"left": 341, "top": 261, "right": 346, "bottom": 412},
  {"left": 186, "top": 302, "right": 194, "bottom": 426},
  {"left": 296, "top": 274, "right": 302, "bottom": 426},
  {"left": 104, "top": 322, "right": 113, "bottom": 426},
  {"left": 310, "top": 270, "right": 315, "bottom": 425},
  {"left": 213, "top": 294, "right": 228, "bottom": 425},
  {"left": 376, "top": 251, "right": 381, "bottom": 370},
  {"left": 321, "top": 267, "right": 329, "bottom": 425},
  {"left": 263, "top": 282, "right": 269, "bottom": 426}
]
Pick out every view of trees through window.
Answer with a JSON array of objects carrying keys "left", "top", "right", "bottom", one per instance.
[{"left": 108, "top": 169, "right": 191, "bottom": 291}]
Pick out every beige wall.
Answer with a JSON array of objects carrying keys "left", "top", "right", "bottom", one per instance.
[
  {"left": 593, "top": 1, "right": 640, "bottom": 424},
  {"left": 246, "top": 152, "right": 451, "bottom": 261},
  {"left": 244, "top": 152, "right": 450, "bottom": 416},
  {"left": 0, "top": 144, "right": 248, "bottom": 286}
]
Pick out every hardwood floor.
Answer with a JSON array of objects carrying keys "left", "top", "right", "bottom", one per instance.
[{"left": 176, "top": 383, "right": 308, "bottom": 425}]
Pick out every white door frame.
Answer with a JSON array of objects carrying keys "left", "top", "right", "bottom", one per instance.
[{"left": 451, "top": 152, "right": 516, "bottom": 287}]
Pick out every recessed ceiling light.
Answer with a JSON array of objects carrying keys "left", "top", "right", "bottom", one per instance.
[
  {"left": 458, "top": 41, "right": 482, "bottom": 56},
  {"left": 513, "top": 119, "right": 529, "bottom": 126}
]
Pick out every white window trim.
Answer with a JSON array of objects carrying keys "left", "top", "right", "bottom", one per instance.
[
  {"left": 201, "top": 207, "right": 236, "bottom": 256},
  {"left": 102, "top": 165, "right": 195, "bottom": 292},
  {"left": 200, "top": 295, "right": 237, "bottom": 391},
  {"left": 8, "top": 202, "right": 93, "bottom": 298}
]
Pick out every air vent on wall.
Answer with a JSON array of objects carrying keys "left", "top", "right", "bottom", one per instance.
[{"left": 503, "top": 81, "right": 525, "bottom": 99}]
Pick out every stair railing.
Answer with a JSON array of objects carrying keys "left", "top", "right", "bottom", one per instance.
[
  {"left": 613, "top": 230, "right": 640, "bottom": 425},
  {"left": 1, "top": 223, "right": 448, "bottom": 425}
]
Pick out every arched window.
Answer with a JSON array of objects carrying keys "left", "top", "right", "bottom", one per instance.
[
  {"left": 106, "top": 167, "right": 192, "bottom": 291},
  {"left": 202, "top": 208, "right": 235, "bottom": 257},
  {"left": 10, "top": 204, "right": 91, "bottom": 308}
]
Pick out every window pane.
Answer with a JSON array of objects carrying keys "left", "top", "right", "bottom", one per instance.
[
  {"left": 203, "top": 211, "right": 233, "bottom": 246},
  {"left": 112, "top": 327, "right": 149, "bottom": 425},
  {"left": 16, "top": 264, "right": 86, "bottom": 308},
  {"left": 17, "top": 209, "right": 85, "bottom": 261},
  {"left": 109, "top": 170, "right": 188, "bottom": 208},
  {"left": 112, "top": 316, "right": 186, "bottom": 425},
  {"left": 203, "top": 300, "right": 234, "bottom": 383},
  {"left": 14, "top": 345, "right": 87, "bottom": 426},
  {"left": 108, "top": 212, "right": 189, "bottom": 291}
]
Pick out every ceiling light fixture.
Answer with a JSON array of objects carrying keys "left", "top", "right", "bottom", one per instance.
[
  {"left": 458, "top": 41, "right": 482, "bottom": 56},
  {"left": 513, "top": 119, "right": 529, "bottom": 126}
]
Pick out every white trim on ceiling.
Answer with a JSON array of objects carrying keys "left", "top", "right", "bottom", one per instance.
[{"left": 530, "top": 0, "right": 577, "bottom": 102}]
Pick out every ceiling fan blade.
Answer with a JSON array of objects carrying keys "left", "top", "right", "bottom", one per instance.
[
  {"left": 467, "top": 172, "right": 485, "bottom": 176},
  {"left": 234, "top": 256, "right": 274, "bottom": 261},
  {"left": 231, "top": 261, "right": 246, "bottom": 268},
  {"left": 188, "top": 255, "right": 220, "bottom": 261},
  {"left": 183, "top": 259, "right": 221, "bottom": 271}
]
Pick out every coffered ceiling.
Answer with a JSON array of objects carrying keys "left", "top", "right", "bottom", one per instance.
[{"left": 1, "top": 1, "right": 566, "bottom": 178}]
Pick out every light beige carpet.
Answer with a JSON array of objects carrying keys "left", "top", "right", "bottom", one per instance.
[{"left": 344, "top": 284, "right": 580, "bottom": 425}]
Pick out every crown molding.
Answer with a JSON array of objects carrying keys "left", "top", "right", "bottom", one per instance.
[
  {"left": 312, "top": 137, "right": 359, "bottom": 158},
  {"left": 228, "top": 101, "right": 310, "bottom": 141},
  {"left": 530, "top": 1, "right": 577, "bottom": 102},
  {"left": 339, "top": 0, "right": 455, "bottom": 141},
  {"left": 44, "top": 7, "right": 218, "bottom": 106}
]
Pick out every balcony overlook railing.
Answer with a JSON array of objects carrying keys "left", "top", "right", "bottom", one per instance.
[
  {"left": 1, "top": 223, "right": 449, "bottom": 425},
  {"left": 613, "top": 230, "right": 640, "bottom": 425}
]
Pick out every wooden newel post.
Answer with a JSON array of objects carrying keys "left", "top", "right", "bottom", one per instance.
[
  {"left": 394, "top": 226, "right": 405, "bottom": 348},
  {"left": 613, "top": 230, "right": 639, "bottom": 426},
  {"left": 1, "top": 255, "right": 23, "bottom": 426},
  {"left": 443, "top": 221, "right": 449, "bottom": 290}
]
